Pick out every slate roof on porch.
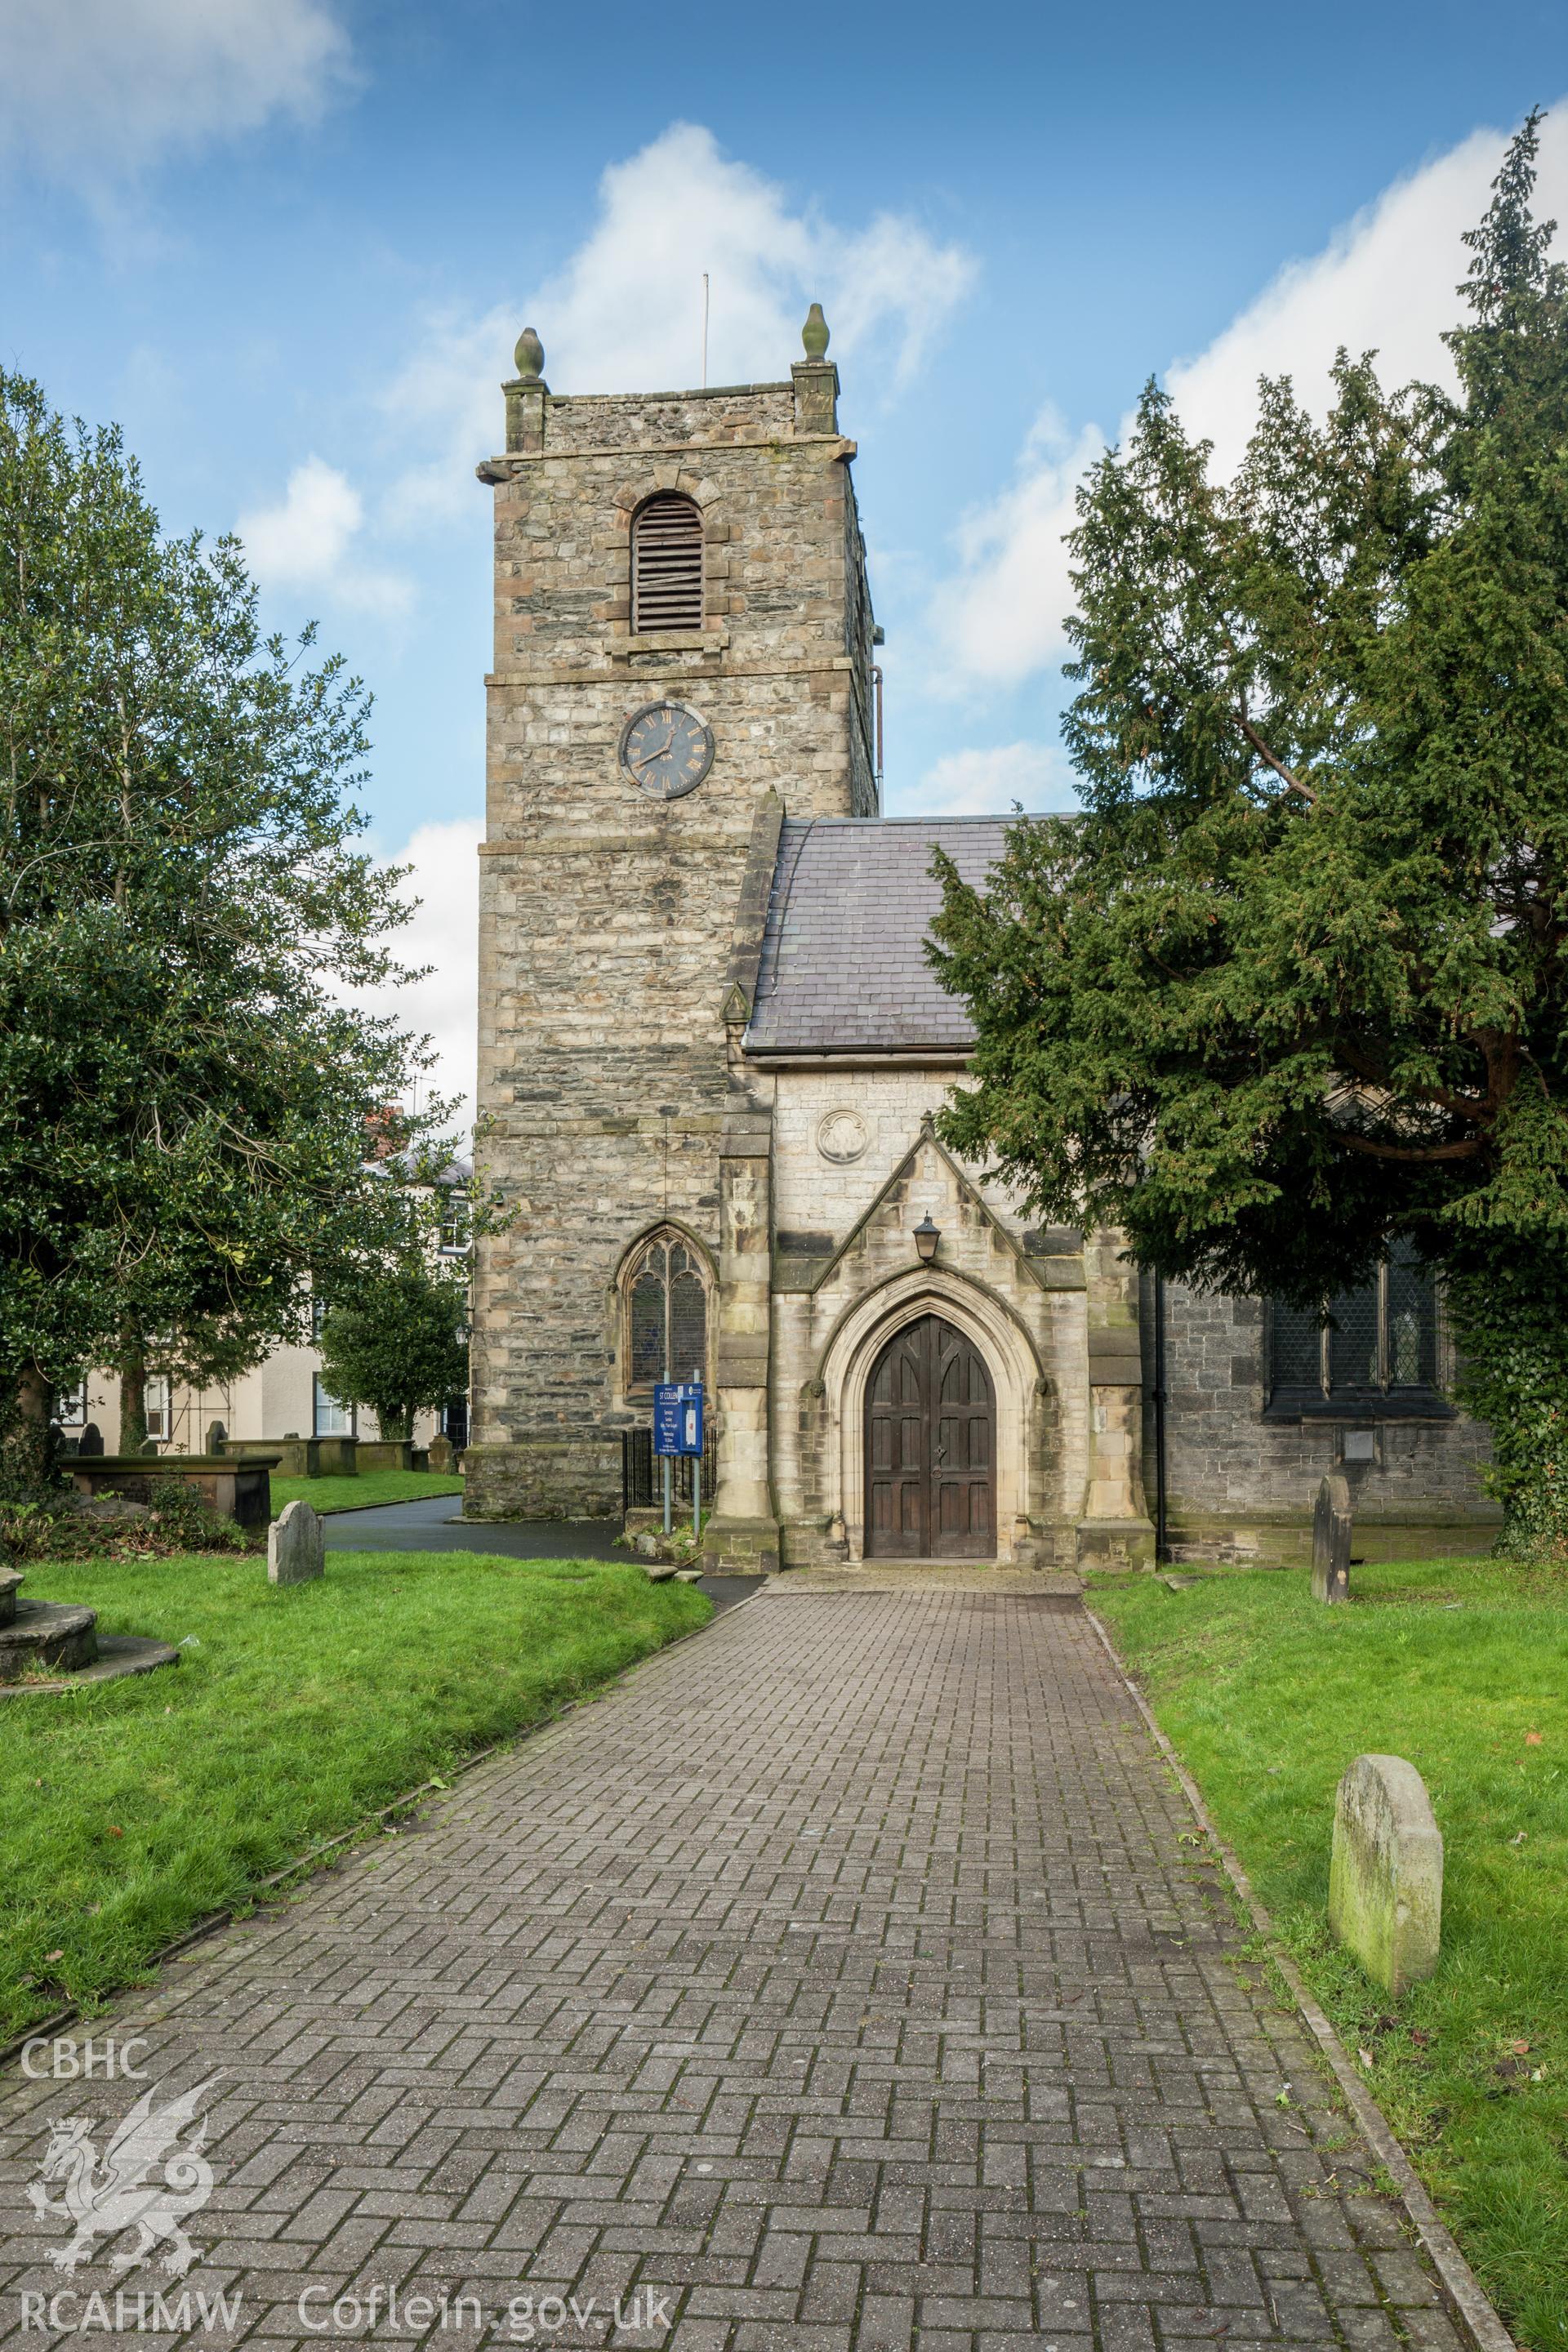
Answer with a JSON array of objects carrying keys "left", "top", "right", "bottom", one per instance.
[{"left": 745, "top": 816, "right": 1036, "bottom": 1055}]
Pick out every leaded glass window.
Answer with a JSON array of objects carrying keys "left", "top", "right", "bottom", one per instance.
[
  {"left": 1388, "top": 1242, "right": 1439, "bottom": 1388},
  {"left": 622, "top": 1232, "right": 710, "bottom": 1393},
  {"left": 1268, "top": 1241, "right": 1441, "bottom": 1409},
  {"left": 1270, "top": 1299, "right": 1322, "bottom": 1391}
]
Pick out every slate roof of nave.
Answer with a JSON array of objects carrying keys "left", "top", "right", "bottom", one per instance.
[{"left": 745, "top": 816, "right": 1042, "bottom": 1056}]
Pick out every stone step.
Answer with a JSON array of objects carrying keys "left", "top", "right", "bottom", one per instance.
[{"left": 0, "top": 1599, "right": 99, "bottom": 1683}]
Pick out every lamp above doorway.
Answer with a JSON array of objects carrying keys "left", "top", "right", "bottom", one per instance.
[{"left": 912, "top": 1213, "right": 941, "bottom": 1263}]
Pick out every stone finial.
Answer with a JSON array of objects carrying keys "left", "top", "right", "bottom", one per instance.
[
  {"left": 514, "top": 326, "right": 546, "bottom": 381},
  {"left": 801, "top": 303, "right": 831, "bottom": 361},
  {"left": 1329, "top": 1754, "right": 1443, "bottom": 1994}
]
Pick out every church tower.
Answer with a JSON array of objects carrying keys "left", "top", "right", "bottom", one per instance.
[{"left": 466, "top": 310, "right": 877, "bottom": 1518}]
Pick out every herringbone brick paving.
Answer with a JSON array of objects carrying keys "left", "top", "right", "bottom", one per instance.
[{"left": 0, "top": 1587, "right": 1461, "bottom": 2350}]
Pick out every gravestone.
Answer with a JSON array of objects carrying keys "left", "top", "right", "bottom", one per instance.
[
  {"left": 427, "top": 1434, "right": 453, "bottom": 1473},
  {"left": 267, "top": 1499, "right": 324, "bottom": 1586},
  {"left": 1312, "top": 1472, "right": 1353, "bottom": 1602},
  {"left": 1328, "top": 1753, "right": 1443, "bottom": 1994},
  {"left": 77, "top": 1423, "right": 104, "bottom": 1457},
  {"left": 207, "top": 1421, "right": 227, "bottom": 1455}
]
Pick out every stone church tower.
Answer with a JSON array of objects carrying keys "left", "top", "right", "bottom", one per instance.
[{"left": 466, "top": 311, "right": 878, "bottom": 1521}]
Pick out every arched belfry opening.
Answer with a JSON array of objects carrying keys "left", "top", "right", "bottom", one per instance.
[{"left": 864, "top": 1313, "right": 996, "bottom": 1559}]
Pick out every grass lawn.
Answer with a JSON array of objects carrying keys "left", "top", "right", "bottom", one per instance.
[
  {"left": 1089, "top": 1557, "right": 1568, "bottom": 2352},
  {"left": 270, "top": 1468, "right": 465, "bottom": 1514},
  {"left": 2, "top": 1549, "right": 709, "bottom": 2042}
]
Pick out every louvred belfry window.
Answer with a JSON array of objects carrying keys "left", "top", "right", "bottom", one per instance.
[{"left": 631, "top": 494, "right": 703, "bottom": 633}]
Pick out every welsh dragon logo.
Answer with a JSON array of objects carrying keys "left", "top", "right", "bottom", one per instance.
[{"left": 27, "top": 2078, "right": 218, "bottom": 2276}]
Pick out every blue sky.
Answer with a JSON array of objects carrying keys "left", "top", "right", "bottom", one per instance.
[{"left": 4, "top": 0, "right": 1567, "bottom": 1112}]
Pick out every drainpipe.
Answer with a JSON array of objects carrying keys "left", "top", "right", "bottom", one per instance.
[
  {"left": 871, "top": 623, "right": 885, "bottom": 807},
  {"left": 1152, "top": 1274, "right": 1169, "bottom": 1563}
]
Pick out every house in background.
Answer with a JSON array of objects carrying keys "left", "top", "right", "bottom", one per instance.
[{"left": 57, "top": 1169, "right": 473, "bottom": 1459}]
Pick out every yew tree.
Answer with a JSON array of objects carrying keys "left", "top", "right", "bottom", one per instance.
[
  {"left": 0, "top": 368, "right": 454, "bottom": 1473},
  {"left": 932, "top": 117, "right": 1568, "bottom": 1553}
]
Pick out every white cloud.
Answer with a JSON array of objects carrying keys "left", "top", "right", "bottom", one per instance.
[
  {"left": 0, "top": 0, "right": 351, "bottom": 176},
  {"left": 363, "top": 819, "right": 483, "bottom": 1131},
  {"left": 529, "top": 122, "right": 973, "bottom": 396},
  {"left": 239, "top": 457, "right": 359, "bottom": 582},
  {"left": 924, "top": 408, "right": 1107, "bottom": 691},
  {"left": 382, "top": 122, "right": 975, "bottom": 527},
  {"left": 238, "top": 457, "right": 412, "bottom": 619},
  {"left": 896, "top": 739, "right": 1080, "bottom": 819},
  {"left": 931, "top": 107, "right": 1568, "bottom": 693}
]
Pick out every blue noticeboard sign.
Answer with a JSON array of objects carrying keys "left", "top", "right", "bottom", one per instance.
[{"left": 653, "top": 1381, "right": 704, "bottom": 1457}]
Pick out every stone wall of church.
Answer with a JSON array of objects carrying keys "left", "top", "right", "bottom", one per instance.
[
  {"left": 769, "top": 1067, "right": 1027, "bottom": 1251},
  {"left": 1142, "top": 1275, "right": 1499, "bottom": 1558},
  {"left": 470, "top": 359, "right": 878, "bottom": 1518}
]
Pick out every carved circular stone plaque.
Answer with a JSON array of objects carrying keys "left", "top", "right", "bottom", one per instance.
[{"left": 817, "top": 1109, "right": 869, "bottom": 1165}]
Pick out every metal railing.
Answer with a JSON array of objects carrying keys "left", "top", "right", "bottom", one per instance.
[{"left": 621, "top": 1426, "right": 716, "bottom": 1512}]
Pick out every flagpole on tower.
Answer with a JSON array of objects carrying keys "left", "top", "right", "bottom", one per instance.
[{"left": 701, "top": 273, "right": 710, "bottom": 389}]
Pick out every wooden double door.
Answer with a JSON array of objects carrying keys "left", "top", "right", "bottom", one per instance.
[{"left": 864, "top": 1314, "right": 996, "bottom": 1559}]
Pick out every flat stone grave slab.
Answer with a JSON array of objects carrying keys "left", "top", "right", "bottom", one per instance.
[{"left": 0, "top": 1635, "right": 180, "bottom": 1699}]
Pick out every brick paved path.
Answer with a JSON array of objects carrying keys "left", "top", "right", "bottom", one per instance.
[{"left": 0, "top": 1588, "right": 1462, "bottom": 2352}]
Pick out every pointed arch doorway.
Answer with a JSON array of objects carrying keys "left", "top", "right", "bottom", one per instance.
[{"left": 864, "top": 1314, "right": 996, "bottom": 1559}]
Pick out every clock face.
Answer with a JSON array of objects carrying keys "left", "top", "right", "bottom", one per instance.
[{"left": 618, "top": 701, "right": 715, "bottom": 800}]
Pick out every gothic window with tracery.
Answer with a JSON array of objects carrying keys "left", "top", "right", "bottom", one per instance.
[{"left": 622, "top": 1231, "right": 710, "bottom": 1394}]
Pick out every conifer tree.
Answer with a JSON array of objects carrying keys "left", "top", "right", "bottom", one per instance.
[{"left": 932, "top": 116, "right": 1568, "bottom": 1552}]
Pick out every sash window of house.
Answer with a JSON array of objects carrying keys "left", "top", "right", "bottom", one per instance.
[
  {"left": 313, "top": 1376, "right": 355, "bottom": 1437},
  {"left": 55, "top": 1381, "right": 87, "bottom": 1428}
]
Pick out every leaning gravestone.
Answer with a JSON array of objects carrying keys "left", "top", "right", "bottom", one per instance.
[
  {"left": 267, "top": 1499, "right": 324, "bottom": 1586},
  {"left": 1328, "top": 1753, "right": 1443, "bottom": 1995},
  {"left": 1312, "top": 1472, "right": 1353, "bottom": 1602},
  {"left": 77, "top": 1423, "right": 104, "bottom": 1457},
  {"left": 427, "top": 1433, "right": 453, "bottom": 1473}
]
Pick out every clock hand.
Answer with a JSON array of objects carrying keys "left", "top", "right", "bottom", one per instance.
[{"left": 628, "top": 725, "right": 676, "bottom": 775}]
